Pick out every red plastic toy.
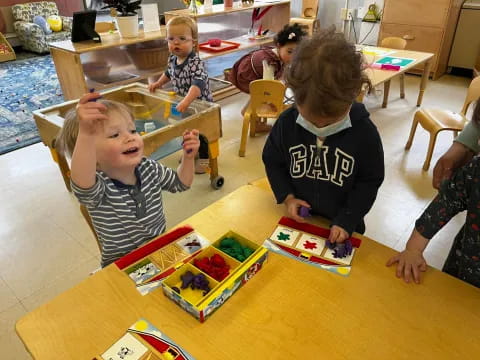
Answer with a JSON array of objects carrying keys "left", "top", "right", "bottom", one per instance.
[
  {"left": 208, "top": 38, "right": 222, "bottom": 47},
  {"left": 194, "top": 254, "right": 230, "bottom": 281}
]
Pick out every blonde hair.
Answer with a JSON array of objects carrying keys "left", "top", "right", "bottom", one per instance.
[
  {"left": 166, "top": 16, "right": 198, "bottom": 41},
  {"left": 56, "top": 99, "right": 134, "bottom": 158}
]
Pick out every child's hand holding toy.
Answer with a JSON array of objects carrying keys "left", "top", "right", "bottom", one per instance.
[
  {"left": 76, "top": 92, "right": 108, "bottom": 136},
  {"left": 284, "top": 195, "right": 311, "bottom": 223},
  {"left": 182, "top": 129, "right": 200, "bottom": 159}
]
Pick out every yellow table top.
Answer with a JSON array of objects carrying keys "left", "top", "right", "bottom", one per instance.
[
  {"left": 361, "top": 47, "right": 434, "bottom": 87},
  {"left": 16, "top": 185, "right": 480, "bottom": 359}
]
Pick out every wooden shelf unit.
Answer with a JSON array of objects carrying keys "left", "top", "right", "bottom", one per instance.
[
  {"left": 378, "top": 0, "right": 463, "bottom": 80},
  {"left": 49, "top": 1, "right": 290, "bottom": 101},
  {"left": 49, "top": 29, "right": 168, "bottom": 100}
]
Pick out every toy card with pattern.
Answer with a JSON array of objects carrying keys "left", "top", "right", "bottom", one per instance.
[
  {"left": 100, "top": 318, "right": 195, "bottom": 360},
  {"left": 264, "top": 217, "right": 362, "bottom": 276},
  {"left": 116, "top": 227, "right": 210, "bottom": 295}
]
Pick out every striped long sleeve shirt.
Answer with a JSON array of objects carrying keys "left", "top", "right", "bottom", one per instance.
[{"left": 72, "top": 158, "right": 189, "bottom": 267}]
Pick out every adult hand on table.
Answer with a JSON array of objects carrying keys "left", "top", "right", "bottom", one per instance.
[
  {"left": 386, "top": 229, "right": 429, "bottom": 284},
  {"left": 386, "top": 249, "right": 427, "bottom": 284}
]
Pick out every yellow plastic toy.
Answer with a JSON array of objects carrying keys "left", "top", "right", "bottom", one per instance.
[{"left": 47, "top": 15, "right": 62, "bottom": 32}]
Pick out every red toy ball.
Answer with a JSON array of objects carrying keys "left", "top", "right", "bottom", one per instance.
[{"left": 208, "top": 38, "right": 222, "bottom": 47}]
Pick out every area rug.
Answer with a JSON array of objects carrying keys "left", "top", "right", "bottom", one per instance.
[{"left": 0, "top": 55, "right": 64, "bottom": 155}]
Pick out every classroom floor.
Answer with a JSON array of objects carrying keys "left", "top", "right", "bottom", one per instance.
[{"left": 0, "top": 73, "right": 471, "bottom": 359}]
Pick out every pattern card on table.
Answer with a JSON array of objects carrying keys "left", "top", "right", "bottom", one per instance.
[
  {"left": 176, "top": 232, "right": 209, "bottom": 254},
  {"left": 323, "top": 247, "right": 356, "bottom": 265},
  {"left": 102, "top": 333, "right": 148, "bottom": 360},
  {"left": 375, "top": 56, "right": 415, "bottom": 67},
  {"left": 125, "top": 259, "right": 161, "bottom": 285},
  {"left": 295, "top": 234, "right": 326, "bottom": 256},
  {"left": 270, "top": 226, "right": 300, "bottom": 246}
]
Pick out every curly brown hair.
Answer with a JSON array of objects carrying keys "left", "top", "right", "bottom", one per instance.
[{"left": 286, "top": 27, "right": 371, "bottom": 118}]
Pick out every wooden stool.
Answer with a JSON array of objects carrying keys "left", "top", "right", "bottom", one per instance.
[
  {"left": 290, "top": 17, "right": 320, "bottom": 36},
  {"left": 405, "top": 76, "right": 480, "bottom": 171}
]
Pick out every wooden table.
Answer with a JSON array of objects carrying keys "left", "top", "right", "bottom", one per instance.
[
  {"left": 16, "top": 185, "right": 480, "bottom": 359},
  {"left": 360, "top": 47, "right": 434, "bottom": 107}
]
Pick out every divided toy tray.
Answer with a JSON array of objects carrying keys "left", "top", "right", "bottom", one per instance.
[
  {"left": 198, "top": 40, "right": 241, "bottom": 53},
  {"left": 162, "top": 231, "right": 268, "bottom": 322},
  {"left": 114, "top": 227, "right": 268, "bottom": 322}
]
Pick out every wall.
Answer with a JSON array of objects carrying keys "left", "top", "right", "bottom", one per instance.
[{"left": 291, "top": 0, "right": 384, "bottom": 44}]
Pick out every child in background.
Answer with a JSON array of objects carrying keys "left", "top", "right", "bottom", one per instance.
[
  {"left": 229, "top": 23, "right": 306, "bottom": 132},
  {"left": 262, "top": 28, "right": 384, "bottom": 245},
  {"left": 387, "top": 101, "right": 480, "bottom": 288},
  {"left": 56, "top": 92, "right": 200, "bottom": 267},
  {"left": 148, "top": 16, "right": 213, "bottom": 111}
]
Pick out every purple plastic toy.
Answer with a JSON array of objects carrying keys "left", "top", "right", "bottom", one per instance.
[
  {"left": 179, "top": 271, "right": 211, "bottom": 296},
  {"left": 180, "top": 271, "right": 195, "bottom": 289},
  {"left": 325, "top": 240, "right": 336, "bottom": 250},
  {"left": 298, "top": 206, "right": 311, "bottom": 218},
  {"left": 332, "top": 239, "right": 353, "bottom": 258}
]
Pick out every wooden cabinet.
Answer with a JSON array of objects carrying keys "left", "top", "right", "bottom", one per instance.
[{"left": 379, "top": 0, "right": 463, "bottom": 79}]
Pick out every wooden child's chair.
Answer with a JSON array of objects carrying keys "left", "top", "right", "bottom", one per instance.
[
  {"left": 80, "top": 204, "right": 102, "bottom": 254},
  {"left": 405, "top": 76, "right": 480, "bottom": 171},
  {"left": 290, "top": 0, "right": 320, "bottom": 36},
  {"left": 239, "top": 80, "right": 286, "bottom": 157},
  {"left": 380, "top": 37, "right": 407, "bottom": 108}
]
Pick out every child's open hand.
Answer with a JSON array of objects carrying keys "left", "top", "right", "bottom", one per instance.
[
  {"left": 284, "top": 195, "right": 311, "bottom": 223},
  {"left": 76, "top": 92, "right": 108, "bottom": 135},
  {"left": 182, "top": 129, "right": 200, "bottom": 159},
  {"left": 328, "top": 225, "right": 349, "bottom": 244},
  {"left": 386, "top": 249, "right": 427, "bottom": 284}
]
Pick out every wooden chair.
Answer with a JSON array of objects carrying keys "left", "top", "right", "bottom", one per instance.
[
  {"left": 239, "top": 80, "right": 286, "bottom": 157},
  {"left": 405, "top": 76, "right": 480, "bottom": 171},
  {"left": 80, "top": 204, "right": 102, "bottom": 254},
  {"left": 380, "top": 37, "right": 408, "bottom": 108},
  {"left": 289, "top": 17, "right": 320, "bottom": 36}
]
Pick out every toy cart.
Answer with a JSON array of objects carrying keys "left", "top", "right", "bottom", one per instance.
[{"left": 33, "top": 83, "right": 224, "bottom": 190}]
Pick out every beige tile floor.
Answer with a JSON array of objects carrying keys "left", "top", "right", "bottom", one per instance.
[{"left": 0, "top": 74, "right": 471, "bottom": 359}]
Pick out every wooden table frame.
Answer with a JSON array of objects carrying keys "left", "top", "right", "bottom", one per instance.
[
  {"left": 358, "top": 47, "right": 434, "bottom": 107},
  {"left": 16, "top": 185, "right": 480, "bottom": 359},
  {"left": 33, "top": 83, "right": 223, "bottom": 191}
]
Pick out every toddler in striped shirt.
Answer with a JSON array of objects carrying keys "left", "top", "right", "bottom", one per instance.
[{"left": 57, "top": 92, "right": 200, "bottom": 266}]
